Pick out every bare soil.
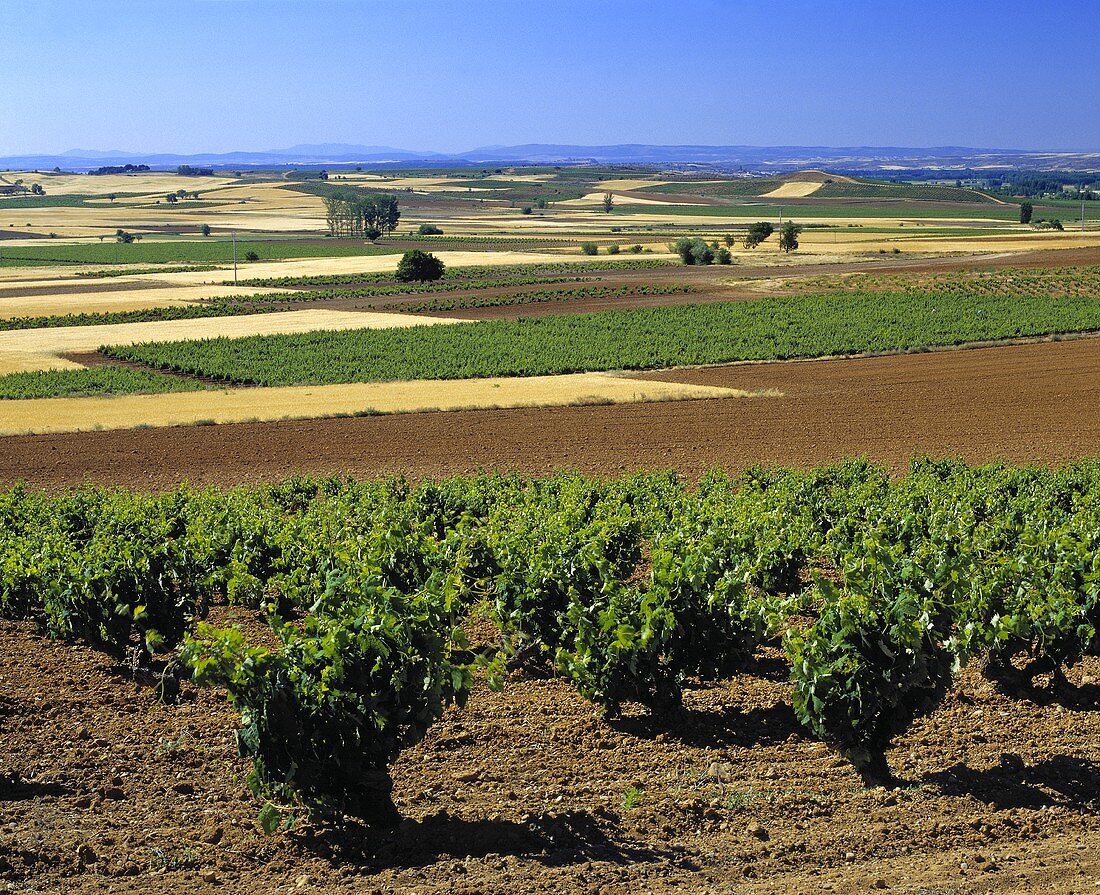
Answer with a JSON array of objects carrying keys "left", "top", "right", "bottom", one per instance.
[
  {"left": 2, "top": 618, "right": 1097, "bottom": 895},
  {"left": 1, "top": 336, "right": 1098, "bottom": 489}
]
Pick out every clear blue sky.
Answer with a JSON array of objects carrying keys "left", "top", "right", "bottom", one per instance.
[{"left": 2, "top": 0, "right": 1097, "bottom": 155}]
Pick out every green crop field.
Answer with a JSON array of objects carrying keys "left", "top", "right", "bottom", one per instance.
[
  {"left": 0, "top": 239, "right": 403, "bottom": 266},
  {"left": 0, "top": 366, "right": 205, "bottom": 399},
  {"left": 647, "top": 179, "right": 783, "bottom": 198},
  {"left": 96, "top": 287, "right": 1100, "bottom": 391},
  {"left": 813, "top": 181, "right": 997, "bottom": 203}
]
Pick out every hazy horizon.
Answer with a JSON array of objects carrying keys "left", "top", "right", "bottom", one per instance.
[{"left": 3, "top": 0, "right": 1098, "bottom": 157}]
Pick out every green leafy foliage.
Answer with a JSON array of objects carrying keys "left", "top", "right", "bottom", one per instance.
[{"left": 102, "top": 287, "right": 1100, "bottom": 389}]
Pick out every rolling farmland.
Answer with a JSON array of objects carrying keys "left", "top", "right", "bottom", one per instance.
[{"left": 2, "top": 158, "right": 1100, "bottom": 895}]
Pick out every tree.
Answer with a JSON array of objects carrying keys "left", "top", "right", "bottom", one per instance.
[
  {"left": 418, "top": 223, "right": 443, "bottom": 235},
  {"left": 723, "top": 233, "right": 734, "bottom": 248},
  {"left": 165, "top": 193, "right": 178, "bottom": 204},
  {"left": 322, "top": 191, "right": 400, "bottom": 240},
  {"left": 580, "top": 242, "right": 598, "bottom": 256},
  {"left": 670, "top": 237, "right": 714, "bottom": 265},
  {"left": 200, "top": 223, "right": 211, "bottom": 237},
  {"left": 31, "top": 183, "right": 44, "bottom": 196},
  {"left": 602, "top": 192, "right": 614, "bottom": 213},
  {"left": 778, "top": 221, "right": 802, "bottom": 253},
  {"left": 115, "top": 229, "right": 135, "bottom": 244},
  {"left": 395, "top": 250, "right": 445, "bottom": 282},
  {"left": 715, "top": 246, "right": 733, "bottom": 265},
  {"left": 1020, "top": 201, "right": 1034, "bottom": 224},
  {"left": 743, "top": 221, "right": 774, "bottom": 249}
]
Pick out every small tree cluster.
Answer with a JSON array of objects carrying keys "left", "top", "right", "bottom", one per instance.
[
  {"left": 670, "top": 237, "right": 714, "bottom": 265},
  {"left": 322, "top": 191, "right": 401, "bottom": 241}
]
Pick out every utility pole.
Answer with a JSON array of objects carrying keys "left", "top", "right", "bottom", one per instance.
[{"left": 233, "top": 231, "right": 237, "bottom": 285}]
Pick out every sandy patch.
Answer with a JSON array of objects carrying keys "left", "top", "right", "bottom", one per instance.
[
  {"left": 762, "top": 181, "right": 824, "bottom": 198},
  {"left": 0, "top": 309, "right": 465, "bottom": 374},
  {"left": 0, "top": 373, "right": 763, "bottom": 435}
]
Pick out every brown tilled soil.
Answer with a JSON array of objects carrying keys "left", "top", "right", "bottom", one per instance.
[
  {"left": 2, "top": 336, "right": 1098, "bottom": 489},
  {"left": 2, "top": 618, "right": 1098, "bottom": 895}
]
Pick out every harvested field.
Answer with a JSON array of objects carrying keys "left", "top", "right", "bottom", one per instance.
[
  {"left": 0, "top": 373, "right": 755, "bottom": 435},
  {"left": 2, "top": 618, "right": 1097, "bottom": 895},
  {"left": 2, "top": 336, "right": 1098, "bottom": 488},
  {"left": 762, "top": 181, "right": 823, "bottom": 198},
  {"left": 0, "top": 309, "right": 462, "bottom": 373}
]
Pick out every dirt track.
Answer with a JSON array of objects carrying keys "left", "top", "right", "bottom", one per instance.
[{"left": 2, "top": 336, "right": 1098, "bottom": 488}]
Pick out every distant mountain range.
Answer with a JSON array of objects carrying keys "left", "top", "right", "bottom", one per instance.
[{"left": 2, "top": 144, "right": 1099, "bottom": 172}]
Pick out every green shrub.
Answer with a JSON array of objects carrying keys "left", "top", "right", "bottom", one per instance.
[
  {"left": 184, "top": 570, "right": 471, "bottom": 821},
  {"left": 395, "top": 250, "right": 445, "bottom": 282},
  {"left": 670, "top": 237, "right": 714, "bottom": 265},
  {"left": 580, "top": 242, "right": 599, "bottom": 256},
  {"left": 417, "top": 223, "right": 443, "bottom": 235},
  {"left": 787, "top": 542, "right": 965, "bottom": 785}
]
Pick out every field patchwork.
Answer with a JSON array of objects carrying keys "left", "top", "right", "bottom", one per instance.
[
  {"left": 0, "top": 373, "right": 762, "bottom": 434},
  {"left": 0, "top": 309, "right": 465, "bottom": 373}
]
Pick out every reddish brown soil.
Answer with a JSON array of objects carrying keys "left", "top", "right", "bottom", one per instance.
[
  {"left": 2, "top": 618, "right": 1097, "bottom": 895},
  {"left": 2, "top": 337, "right": 1098, "bottom": 489}
]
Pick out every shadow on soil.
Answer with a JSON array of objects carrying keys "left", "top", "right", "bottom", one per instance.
[
  {"left": 292, "top": 810, "right": 691, "bottom": 872},
  {"left": 610, "top": 699, "right": 800, "bottom": 750},
  {"left": 0, "top": 773, "right": 70, "bottom": 801},
  {"left": 927, "top": 754, "right": 1100, "bottom": 812}
]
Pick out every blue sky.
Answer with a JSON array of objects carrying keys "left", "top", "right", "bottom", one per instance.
[{"left": 2, "top": 0, "right": 1097, "bottom": 155}]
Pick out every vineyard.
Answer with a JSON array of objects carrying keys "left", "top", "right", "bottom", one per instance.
[
  {"left": 0, "top": 366, "right": 205, "bottom": 399},
  {"left": 101, "top": 287, "right": 1100, "bottom": 389},
  {"left": 230, "top": 258, "right": 675, "bottom": 289},
  {"left": 1, "top": 461, "right": 1097, "bottom": 827}
]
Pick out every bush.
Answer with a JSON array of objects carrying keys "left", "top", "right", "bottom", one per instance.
[
  {"left": 580, "top": 242, "right": 599, "bottom": 256},
  {"left": 630, "top": 244, "right": 644, "bottom": 253},
  {"left": 200, "top": 223, "right": 211, "bottom": 237},
  {"left": 787, "top": 541, "right": 965, "bottom": 785},
  {"left": 607, "top": 244, "right": 620, "bottom": 255},
  {"left": 417, "top": 223, "right": 443, "bottom": 235},
  {"left": 395, "top": 250, "right": 446, "bottom": 282},
  {"left": 521, "top": 206, "right": 533, "bottom": 215},
  {"left": 715, "top": 247, "right": 733, "bottom": 265},
  {"left": 670, "top": 237, "right": 714, "bottom": 265},
  {"left": 184, "top": 573, "right": 470, "bottom": 821},
  {"left": 245, "top": 251, "right": 260, "bottom": 262}
]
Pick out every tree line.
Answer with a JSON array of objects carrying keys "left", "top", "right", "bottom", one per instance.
[{"left": 321, "top": 190, "right": 401, "bottom": 240}]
